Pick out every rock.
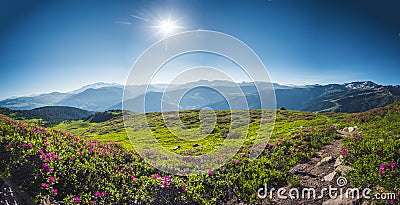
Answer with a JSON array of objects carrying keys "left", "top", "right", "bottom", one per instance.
[
  {"left": 334, "top": 155, "right": 344, "bottom": 167},
  {"left": 289, "top": 163, "right": 309, "bottom": 174},
  {"left": 339, "top": 126, "right": 359, "bottom": 137},
  {"left": 335, "top": 165, "right": 353, "bottom": 175},
  {"left": 315, "top": 151, "right": 324, "bottom": 157},
  {"left": 172, "top": 146, "right": 181, "bottom": 150},
  {"left": 323, "top": 171, "right": 336, "bottom": 182},
  {"left": 317, "top": 156, "right": 333, "bottom": 166}
]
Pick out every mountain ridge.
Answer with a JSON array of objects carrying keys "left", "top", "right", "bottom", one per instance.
[
  {"left": 1, "top": 80, "right": 399, "bottom": 113},
  {"left": 0, "top": 106, "right": 93, "bottom": 125}
]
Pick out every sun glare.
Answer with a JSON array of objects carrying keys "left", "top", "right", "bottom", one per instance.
[
  {"left": 159, "top": 20, "right": 176, "bottom": 35},
  {"left": 154, "top": 15, "right": 183, "bottom": 36}
]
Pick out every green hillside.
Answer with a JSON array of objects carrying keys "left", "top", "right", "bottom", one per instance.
[
  {"left": 1, "top": 103, "right": 399, "bottom": 204},
  {"left": 0, "top": 106, "right": 92, "bottom": 125}
]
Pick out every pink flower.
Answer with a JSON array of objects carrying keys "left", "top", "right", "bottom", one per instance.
[
  {"left": 152, "top": 174, "right": 160, "bottom": 179},
  {"left": 380, "top": 163, "right": 387, "bottom": 171},
  {"left": 52, "top": 189, "right": 58, "bottom": 195},
  {"left": 161, "top": 181, "right": 172, "bottom": 188},
  {"left": 164, "top": 175, "right": 171, "bottom": 181},
  {"left": 181, "top": 186, "right": 186, "bottom": 191},
  {"left": 49, "top": 176, "right": 55, "bottom": 183},
  {"left": 43, "top": 163, "right": 49, "bottom": 168},
  {"left": 90, "top": 201, "right": 95, "bottom": 205},
  {"left": 94, "top": 191, "right": 101, "bottom": 197},
  {"left": 131, "top": 176, "right": 136, "bottom": 180},
  {"left": 207, "top": 169, "right": 213, "bottom": 176},
  {"left": 43, "top": 167, "right": 52, "bottom": 173},
  {"left": 101, "top": 192, "right": 107, "bottom": 196},
  {"left": 342, "top": 148, "right": 350, "bottom": 155},
  {"left": 27, "top": 143, "right": 32, "bottom": 147},
  {"left": 389, "top": 162, "right": 396, "bottom": 169},
  {"left": 73, "top": 196, "right": 80, "bottom": 203},
  {"left": 41, "top": 183, "right": 49, "bottom": 188}
]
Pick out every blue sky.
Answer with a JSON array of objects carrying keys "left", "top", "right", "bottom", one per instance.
[{"left": 0, "top": 0, "right": 399, "bottom": 99}]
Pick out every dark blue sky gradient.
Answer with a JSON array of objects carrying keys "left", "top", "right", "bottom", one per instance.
[{"left": 0, "top": 0, "right": 399, "bottom": 99}]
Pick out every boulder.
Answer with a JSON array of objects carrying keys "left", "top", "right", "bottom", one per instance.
[
  {"left": 323, "top": 171, "right": 336, "bottom": 182},
  {"left": 172, "top": 146, "right": 181, "bottom": 150},
  {"left": 334, "top": 155, "right": 344, "bottom": 167},
  {"left": 335, "top": 165, "right": 353, "bottom": 175},
  {"left": 317, "top": 156, "right": 333, "bottom": 166}
]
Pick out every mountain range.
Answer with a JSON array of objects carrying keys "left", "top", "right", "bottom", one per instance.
[{"left": 1, "top": 81, "right": 399, "bottom": 113}]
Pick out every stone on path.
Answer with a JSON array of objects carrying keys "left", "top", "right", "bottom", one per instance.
[
  {"left": 323, "top": 171, "right": 336, "bottom": 182},
  {"left": 334, "top": 155, "right": 344, "bottom": 167}
]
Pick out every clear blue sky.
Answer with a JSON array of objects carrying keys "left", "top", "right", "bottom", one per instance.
[{"left": 0, "top": 0, "right": 399, "bottom": 99}]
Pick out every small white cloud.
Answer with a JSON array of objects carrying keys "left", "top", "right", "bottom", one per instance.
[
  {"left": 130, "top": 14, "right": 149, "bottom": 22},
  {"left": 115, "top": 21, "right": 132, "bottom": 25}
]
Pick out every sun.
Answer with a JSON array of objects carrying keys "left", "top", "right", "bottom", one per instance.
[
  {"left": 159, "top": 20, "right": 176, "bottom": 35},
  {"left": 154, "top": 16, "right": 183, "bottom": 36}
]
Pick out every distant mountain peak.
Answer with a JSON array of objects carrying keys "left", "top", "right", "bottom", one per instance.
[
  {"left": 71, "top": 82, "right": 123, "bottom": 94},
  {"left": 344, "top": 81, "right": 378, "bottom": 90}
]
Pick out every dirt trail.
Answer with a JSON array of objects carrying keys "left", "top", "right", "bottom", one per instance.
[{"left": 271, "top": 127, "right": 364, "bottom": 205}]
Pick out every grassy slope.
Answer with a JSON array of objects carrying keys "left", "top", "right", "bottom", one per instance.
[
  {"left": 51, "top": 105, "right": 400, "bottom": 203},
  {"left": 53, "top": 110, "right": 334, "bottom": 153},
  {"left": 1, "top": 103, "right": 399, "bottom": 204},
  {"left": 342, "top": 103, "right": 400, "bottom": 202}
]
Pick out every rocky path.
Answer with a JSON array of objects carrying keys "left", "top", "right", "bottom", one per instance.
[{"left": 272, "top": 127, "right": 363, "bottom": 205}]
